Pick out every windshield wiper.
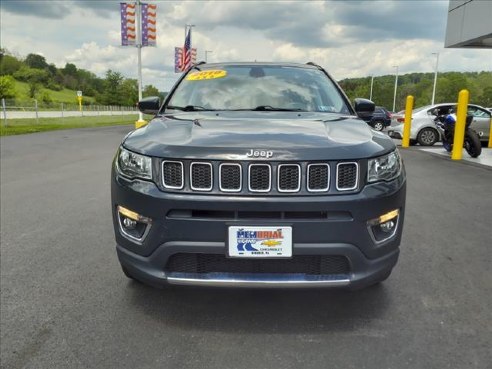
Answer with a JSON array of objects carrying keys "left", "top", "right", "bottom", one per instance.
[
  {"left": 166, "top": 105, "right": 216, "bottom": 111},
  {"left": 254, "top": 105, "right": 306, "bottom": 111},
  {"left": 231, "top": 105, "right": 305, "bottom": 112}
]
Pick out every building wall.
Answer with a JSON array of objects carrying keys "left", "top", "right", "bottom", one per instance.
[{"left": 445, "top": 0, "right": 492, "bottom": 48}]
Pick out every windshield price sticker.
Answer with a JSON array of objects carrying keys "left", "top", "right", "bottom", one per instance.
[
  {"left": 228, "top": 226, "right": 292, "bottom": 258},
  {"left": 187, "top": 70, "right": 227, "bottom": 81}
]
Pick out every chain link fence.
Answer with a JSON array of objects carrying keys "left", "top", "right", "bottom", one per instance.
[{"left": 1, "top": 98, "right": 138, "bottom": 125}]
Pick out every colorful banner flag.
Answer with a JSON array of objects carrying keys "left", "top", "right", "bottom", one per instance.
[
  {"left": 174, "top": 47, "right": 197, "bottom": 73},
  {"left": 120, "top": 3, "right": 136, "bottom": 46},
  {"left": 141, "top": 3, "right": 156, "bottom": 46}
]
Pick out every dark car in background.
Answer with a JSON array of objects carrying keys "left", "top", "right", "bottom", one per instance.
[
  {"left": 361, "top": 106, "right": 392, "bottom": 131},
  {"left": 111, "top": 62, "right": 406, "bottom": 290}
]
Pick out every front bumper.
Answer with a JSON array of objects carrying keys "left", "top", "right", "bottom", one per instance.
[{"left": 112, "top": 170, "right": 406, "bottom": 289}]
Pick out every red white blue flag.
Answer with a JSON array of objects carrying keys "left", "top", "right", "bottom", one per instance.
[
  {"left": 174, "top": 29, "right": 197, "bottom": 72},
  {"left": 141, "top": 3, "right": 156, "bottom": 46},
  {"left": 120, "top": 3, "right": 136, "bottom": 46},
  {"left": 174, "top": 47, "right": 197, "bottom": 73}
]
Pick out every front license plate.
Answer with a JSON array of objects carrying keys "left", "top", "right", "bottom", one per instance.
[{"left": 228, "top": 226, "right": 292, "bottom": 258}]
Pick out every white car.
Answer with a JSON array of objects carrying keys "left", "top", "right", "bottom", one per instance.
[{"left": 387, "top": 103, "right": 491, "bottom": 146}]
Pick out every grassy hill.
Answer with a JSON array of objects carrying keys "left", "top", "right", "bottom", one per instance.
[{"left": 13, "top": 80, "right": 95, "bottom": 104}]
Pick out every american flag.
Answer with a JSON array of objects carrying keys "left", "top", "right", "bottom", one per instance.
[
  {"left": 182, "top": 29, "right": 192, "bottom": 71},
  {"left": 120, "top": 3, "right": 136, "bottom": 46},
  {"left": 174, "top": 47, "right": 197, "bottom": 73}
]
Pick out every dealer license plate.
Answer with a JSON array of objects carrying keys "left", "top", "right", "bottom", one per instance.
[{"left": 228, "top": 226, "right": 292, "bottom": 258}]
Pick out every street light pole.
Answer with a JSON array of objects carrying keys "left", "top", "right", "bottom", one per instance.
[
  {"left": 369, "top": 75, "right": 374, "bottom": 101},
  {"left": 205, "top": 50, "right": 212, "bottom": 62},
  {"left": 185, "top": 24, "right": 195, "bottom": 40},
  {"left": 136, "top": 0, "right": 145, "bottom": 125},
  {"left": 392, "top": 65, "right": 399, "bottom": 112},
  {"left": 431, "top": 52, "right": 439, "bottom": 105}
]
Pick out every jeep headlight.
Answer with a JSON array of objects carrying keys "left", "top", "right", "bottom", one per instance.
[
  {"left": 117, "top": 147, "right": 152, "bottom": 180},
  {"left": 367, "top": 150, "right": 401, "bottom": 183}
]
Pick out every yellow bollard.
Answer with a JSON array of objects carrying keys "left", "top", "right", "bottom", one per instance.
[
  {"left": 135, "top": 119, "right": 148, "bottom": 129},
  {"left": 488, "top": 116, "right": 492, "bottom": 149},
  {"left": 451, "top": 89, "right": 469, "bottom": 160},
  {"left": 402, "top": 95, "right": 414, "bottom": 148}
]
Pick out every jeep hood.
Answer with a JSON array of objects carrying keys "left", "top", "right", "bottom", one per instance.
[{"left": 123, "top": 112, "right": 395, "bottom": 160}]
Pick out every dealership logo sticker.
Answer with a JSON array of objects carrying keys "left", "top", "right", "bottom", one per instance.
[{"left": 236, "top": 228, "right": 284, "bottom": 255}]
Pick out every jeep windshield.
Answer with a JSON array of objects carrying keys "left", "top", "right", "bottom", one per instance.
[{"left": 165, "top": 65, "right": 352, "bottom": 114}]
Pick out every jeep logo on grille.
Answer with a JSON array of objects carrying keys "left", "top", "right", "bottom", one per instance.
[{"left": 246, "top": 149, "right": 273, "bottom": 158}]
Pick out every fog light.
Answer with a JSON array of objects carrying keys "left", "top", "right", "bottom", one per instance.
[
  {"left": 123, "top": 217, "right": 137, "bottom": 229},
  {"left": 368, "top": 209, "right": 399, "bottom": 243},
  {"left": 117, "top": 206, "right": 151, "bottom": 242},
  {"left": 380, "top": 220, "right": 395, "bottom": 233}
]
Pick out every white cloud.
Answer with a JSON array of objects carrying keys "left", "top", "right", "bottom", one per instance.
[{"left": 0, "top": 0, "right": 490, "bottom": 92}]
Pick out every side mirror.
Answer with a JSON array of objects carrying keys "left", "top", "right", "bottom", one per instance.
[
  {"left": 137, "top": 96, "right": 160, "bottom": 115},
  {"left": 354, "top": 98, "right": 375, "bottom": 118}
]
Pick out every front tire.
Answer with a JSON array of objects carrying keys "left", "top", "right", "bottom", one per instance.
[
  {"left": 373, "top": 121, "right": 384, "bottom": 131},
  {"left": 464, "top": 129, "right": 482, "bottom": 158},
  {"left": 417, "top": 127, "right": 439, "bottom": 146}
]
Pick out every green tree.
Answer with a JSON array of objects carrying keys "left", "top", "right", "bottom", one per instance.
[
  {"left": 119, "top": 78, "right": 138, "bottom": 106},
  {"left": 143, "top": 84, "right": 160, "bottom": 97},
  {"left": 25, "top": 53, "right": 48, "bottom": 69},
  {"left": 0, "top": 75, "right": 17, "bottom": 99},
  {"left": 63, "top": 63, "right": 77, "bottom": 76},
  {"left": 97, "top": 70, "right": 124, "bottom": 105},
  {"left": 0, "top": 54, "right": 22, "bottom": 75},
  {"left": 39, "top": 90, "right": 53, "bottom": 106}
]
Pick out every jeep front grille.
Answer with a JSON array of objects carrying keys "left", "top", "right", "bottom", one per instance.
[
  {"left": 219, "top": 163, "right": 242, "bottom": 192},
  {"left": 190, "top": 162, "right": 213, "bottom": 191},
  {"left": 162, "top": 161, "right": 184, "bottom": 189},
  {"left": 336, "top": 162, "right": 358, "bottom": 191},
  {"left": 278, "top": 164, "right": 301, "bottom": 192},
  {"left": 307, "top": 164, "right": 330, "bottom": 192},
  {"left": 159, "top": 160, "right": 361, "bottom": 194},
  {"left": 249, "top": 164, "right": 271, "bottom": 192}
]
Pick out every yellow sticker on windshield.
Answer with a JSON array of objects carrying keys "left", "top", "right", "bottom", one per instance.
[{"left": 186, "top": 70, "right": 227, "bottom": 81}]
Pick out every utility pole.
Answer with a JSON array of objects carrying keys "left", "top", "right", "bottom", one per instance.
[
  {"left": 392, "top": 65, "right": 399, "bottom": 112},
  {"left": 136, "top": 0, "right": 145, "bottom": 126},
  {"left": 431, "top": 52, "right": 440, "bottom": 105},
  {"left": 369, "top": 75, "right": 374, "bottom": 101}
]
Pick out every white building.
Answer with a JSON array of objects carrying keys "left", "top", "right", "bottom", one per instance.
[{"left": 445, "top": 0, "right": 492, "bottom": 48}]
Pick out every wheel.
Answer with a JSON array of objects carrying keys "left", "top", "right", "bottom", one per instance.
[
  {"left": 373, "top": 121, "right": 384, "bottom": 131},
  {"left": 464, "top": 129, "right": 482, "bottom": 158},
  {"left": 417, "top": 127, "right": 439, "bottom": 146}
]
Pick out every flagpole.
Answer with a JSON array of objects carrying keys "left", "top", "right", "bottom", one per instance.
[{"left": 136, "top": 0, "right": 146, "bottom": 127}]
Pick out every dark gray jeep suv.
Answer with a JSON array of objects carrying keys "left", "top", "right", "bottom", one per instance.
[{"left": 111, "top": 62, "right": 406, "bottom": 289}]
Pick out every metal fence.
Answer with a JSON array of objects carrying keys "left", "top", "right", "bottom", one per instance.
[{"left": 1, "top": 98, "right": 138, "bottom": 125}]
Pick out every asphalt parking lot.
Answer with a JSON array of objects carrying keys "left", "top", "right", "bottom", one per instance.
[{"left": 1, "top": 126, "right": 491, "bottom": 369}]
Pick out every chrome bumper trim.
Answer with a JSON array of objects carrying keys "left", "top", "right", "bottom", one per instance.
[{"left": 166, "top": 272, "right": 350, "bottom": 288}]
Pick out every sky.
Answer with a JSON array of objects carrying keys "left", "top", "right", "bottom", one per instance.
[{"left": 1, "top": 0, "right": 491, "bottom": 92}]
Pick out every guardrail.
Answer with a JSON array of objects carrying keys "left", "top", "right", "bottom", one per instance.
[{"left": 1, "top": 98, "right": 138, "bottom": 126}]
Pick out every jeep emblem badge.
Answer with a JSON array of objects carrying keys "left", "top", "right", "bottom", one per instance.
[{"left": 246, "top": 149, "right": 273, "bottom": 158}]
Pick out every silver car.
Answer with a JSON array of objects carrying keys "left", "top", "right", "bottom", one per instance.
[{"left": 388, "top": 103, "right": 491, "bottom": 146}]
